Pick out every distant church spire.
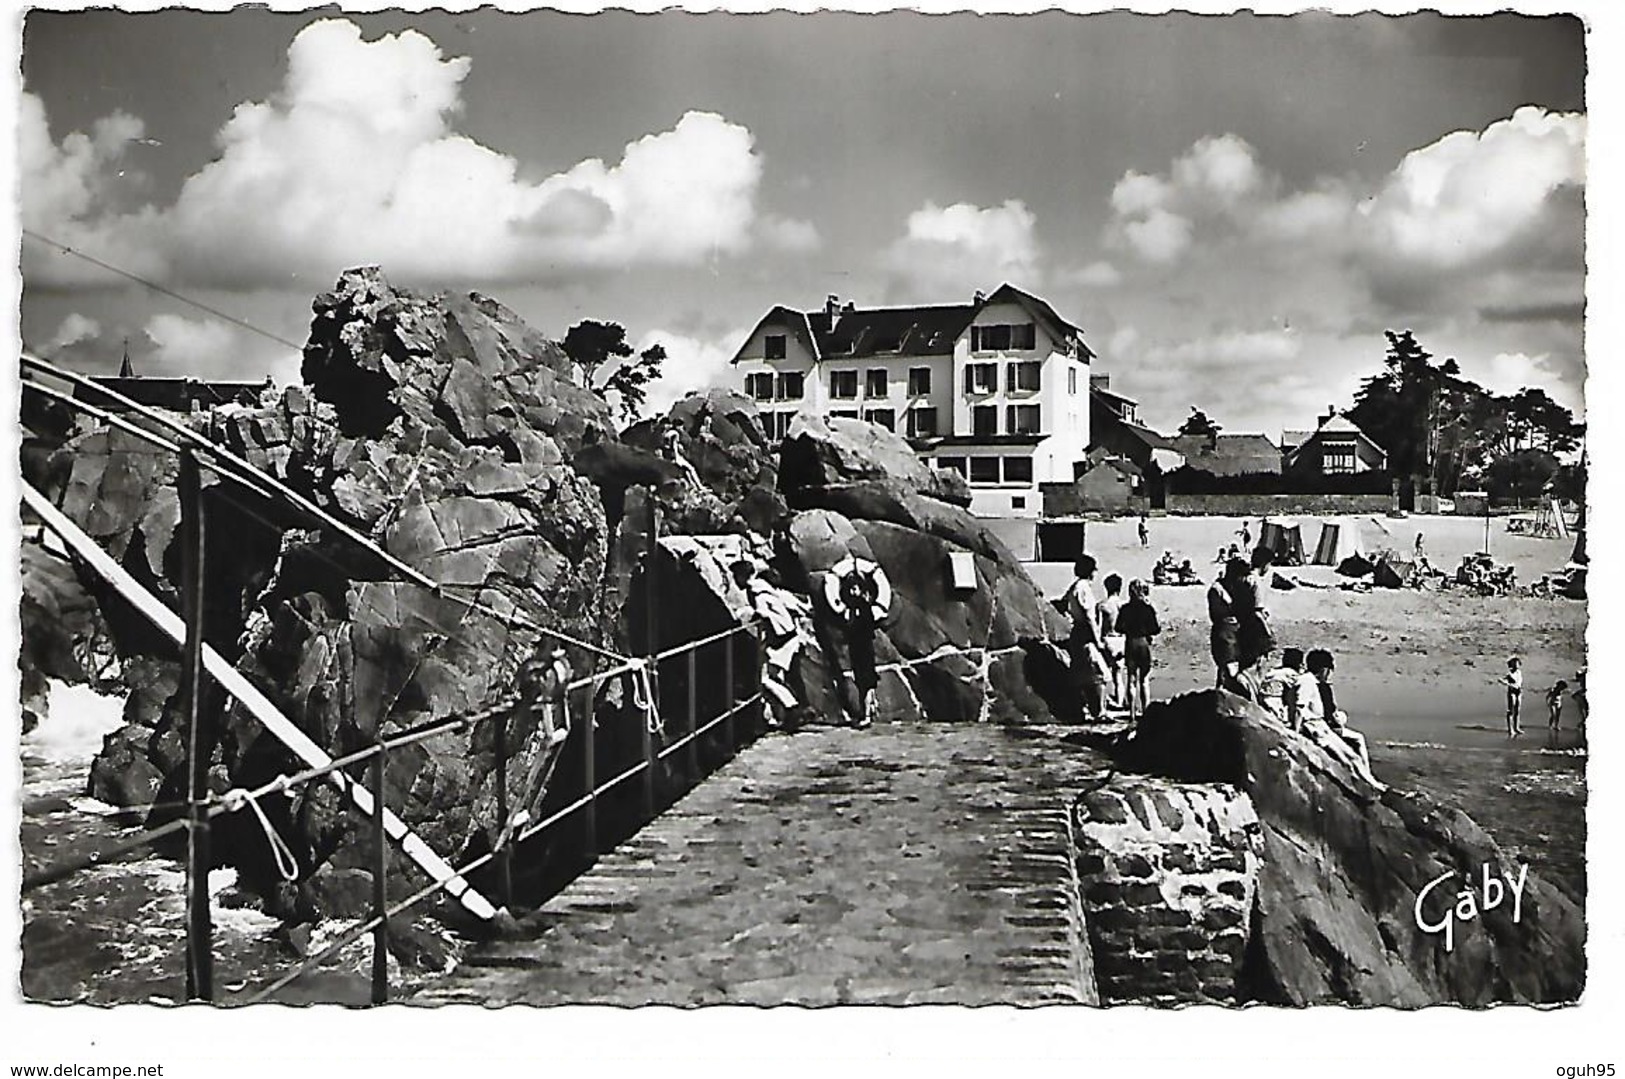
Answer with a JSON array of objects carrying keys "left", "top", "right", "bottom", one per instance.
[{"left": 119, "top": 339, "right": 134, "bottom": 378}]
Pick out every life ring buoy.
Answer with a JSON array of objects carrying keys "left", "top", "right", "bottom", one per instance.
[{"left": 823, "top": 555, "right": 892, "bottom": 624}]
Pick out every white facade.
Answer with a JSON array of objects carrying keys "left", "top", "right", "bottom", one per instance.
[{"left": 733, "top": 289, "right": 1092, "bottom": 518}]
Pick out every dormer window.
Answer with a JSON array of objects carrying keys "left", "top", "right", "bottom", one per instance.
[
  {"left": 971, "top": 324, "right": 1036, "bottom": 352},
  {"left": 765, "top": 334, "right": 787, "bottom": 360}
]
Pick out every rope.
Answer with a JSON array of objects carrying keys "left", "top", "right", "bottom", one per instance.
[
  {"left": 217, "top": 789, "right": 300, "bottom": 882},
  {"left": 628, "top": 658, "right": 663, "bottom": 737},
  {"left": 22, "top": 229, "right": 305, "bottom": 351}
]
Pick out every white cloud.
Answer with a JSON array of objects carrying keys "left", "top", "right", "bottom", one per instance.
[
  {"left": 636, "top": 327, "right": 750, "bottom": 418},
  {"left": 755, "top": 214, "right": 822, "bottom": 254},
  {"left": 144, "top": 314, "right": 303, "bottom": 384},
  {"left": 45, "top": 314, "right": 101, "bottom": 354},
  {"left": 1464, "top": 352, "right": 1581, "bottom": 412},
  {"left": 1356, "top": 106, "right": 1584, "bottom": 281},
  {"left": 1093, "top": 108, "right": 1585, "bottom": 430},
  {"left": 1060, "top": 260, "right": 1123, "bottom": 288},
  {"left": 1141, "top": 328, "right": 1302, "bottom": 370},
  {"left": 22, "top": 19, "right": 788, "bottom": 290},
  {"left": 881, "top": 199, "right": 1041, "bottom": 297},
  {"left": 1170, "top": 134, "right": 1265, "bottom": 209},
  {"left": 19, "top": 93, "right": 167, "bottom": 286},
  {"left": 1119, "top": 209, "right": 1193, "bottom": 264}
]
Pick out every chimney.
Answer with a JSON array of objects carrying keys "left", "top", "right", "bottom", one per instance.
[
  {"left": 843, "top": 301, "right": 855, "bottom": 313},
  {"left": 826, "top": 294, "right": 840, "bottom": 318},
  {"left": 973, "top": 289, "right": 986, "bottom": 304},
  {"left": 1322, "top": 404, "right": 1336, "bottom": 424}
]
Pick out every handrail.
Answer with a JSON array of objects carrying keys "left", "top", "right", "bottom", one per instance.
[{"left": 20, "top": 359, "right": 771, "bottom": 1004}]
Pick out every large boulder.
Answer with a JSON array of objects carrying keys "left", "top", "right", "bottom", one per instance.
[
  {"left": 1121, "top": 690, "right": 1585, "bottom": 1006},
  {"left": 768, "top": 414, "right": 1070, "bottom": 725},
  {"left": 780, "top": 414, "right": 971, "bottom": 509},
  {"left": 781, "top": 508, "right": 1066, "bottom": 724}
]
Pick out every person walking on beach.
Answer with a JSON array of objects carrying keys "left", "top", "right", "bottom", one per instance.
[
  {"left": 1115, "top": 579, "right": 1161, "bottom": 720},
  {"left": 1503, "top": 656, "right": 1524, "bottom": 737},
  {"left": 1546, "top": 679, "right": 1568, "bottom": 732},
  {"left": 1064, "top": 554, "right": 1108, "bottom": 723},
  {"left": 1208, "top": 557, "right": 1249, "bottom": 693},
  {"left": 1138, "top": 514, "right": 1150, "bottom": 549}
]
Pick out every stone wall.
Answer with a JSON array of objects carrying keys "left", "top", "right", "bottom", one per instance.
[
  {"left": 1072, "top": 779, "right": 1263, "bottom": 1005},
  {"left": 1164, "top": 492, "right": 1393, "bottom": 517}
]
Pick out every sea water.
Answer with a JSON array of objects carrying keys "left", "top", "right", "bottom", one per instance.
[{"left": 19, "top": 681, "right": 448, "bottom": 1004}]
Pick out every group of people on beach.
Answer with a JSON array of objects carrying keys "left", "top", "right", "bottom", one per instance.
[
  {"left": 1065, "top": 542, "right": 1386, "bottom": 790},
  {"left": 1502, "top": 657, "right": 1587, "bottom": 740}
]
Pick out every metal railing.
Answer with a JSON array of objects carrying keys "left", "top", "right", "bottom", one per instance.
[{"left": 19, "top": 354, "right": 767, "bottom": 1004}]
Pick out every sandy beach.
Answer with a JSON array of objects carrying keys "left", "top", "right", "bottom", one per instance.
[{"left": 1025, "top": 512, "right": 1588, "bottom": 902}]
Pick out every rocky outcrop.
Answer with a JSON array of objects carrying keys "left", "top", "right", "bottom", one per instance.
[
  {"left": 47, "top": 268, "right": 625, "bottom": 912},
  {"left": 1116, "top": 690, "right": 1585, "bottom": 1006},
  {"left": 768, "top": 416, "right": 1069, "bottom": 724},
  {"left": 624, "top": 388, "right": 785, "bottom": 535}
]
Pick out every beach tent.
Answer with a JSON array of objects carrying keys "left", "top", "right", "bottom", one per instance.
[
  {"left": 1312, "top": 518, "right": 1365, "bottom": 566},
  {"left": 1257, "top": 518, "right": 1305, "bottom": 566},
  {"left": 1373, "top": 555, "right": 1417, "bottom": 589}
]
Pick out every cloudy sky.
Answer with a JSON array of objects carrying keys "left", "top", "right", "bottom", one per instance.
[{"left": 18, "top": 7, "right": 1586, "bottom": 437}]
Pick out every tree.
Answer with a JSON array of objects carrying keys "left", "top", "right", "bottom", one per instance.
[
  {"left": 561, "top": 320, "right": 666, "bottom": 424},
  {"left": 1348, "top": 330, "right": 1440, "bottom": 497},
  {"left": 1486, "top": 448, "right": 1561, "bottom": 507},
  {"left": 1177, "top": 408, "right": 1222, "bottom": 441}
]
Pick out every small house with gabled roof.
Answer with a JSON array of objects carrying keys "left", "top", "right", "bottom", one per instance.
[
  {"left": 731, "top": 283, "right": 1094, "bottom": 517},
  {"left": 1282, "top": 408, "right": 1388, "bottom": 476}
]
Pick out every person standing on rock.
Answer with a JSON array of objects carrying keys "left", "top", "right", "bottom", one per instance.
[
  {"left": 1114, "top": 578, "right": 1160, "bottom": 720},
  {"left": 1098, "top": 573, "right": 1127, "bottom": 711},
  {"left": 1208, "top": 557, "right": 1248, "bottom": 693},
  {"left": 824, "top": 555, "right": 893, "bottom": 729},
  {"left": 1064, "top": 554, "right": 1108, "bottom": 723},
  {"left": 1236, "top": 546, "right": 1277, "bottom": 680},
  {"left": 659, "top": 425, "right": 704, "bottom": 489}
]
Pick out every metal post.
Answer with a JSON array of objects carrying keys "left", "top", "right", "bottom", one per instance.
[
  {"left": 494, "top": 708, "right": 512, "bottom": 911},
  {"left": 639, "top": 680, "right": 656, "bottom": 819},
  {"left": 581, "top": 683, "right": 598, "bottom": 858},
  {"left": 723, "top": 634, "right": 737, "bottom": 754},
  {"left": 178, "top": 449, "right": 213, "bottom": 1003},
  {"left": 685, "top": 648, "right": 699, "bottom": 781},
  {"left": 370, "top": 745, "right": 389, "bottom": 1006}
]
